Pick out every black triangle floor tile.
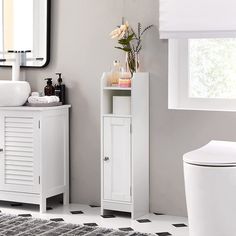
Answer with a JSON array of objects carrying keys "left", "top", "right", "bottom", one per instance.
[
  {"left": 137, "top": 219, "right": 151, "bottom": 223},
  {"left": 156, "top": 233, "right": 172, "bottom": 236},
  {"left": 71, "top": 211, "right": 84, "bottom": 215},
  {"left": 101, "top": 215, "right": 116, "bottom": 218},
  {"left": 50, "top": 218, "right": 64, "bottom": 222},
  {"left": 119, "top": 227, "right": 134, "bottom": 232},
  {"left": 18, "top": 214, "right": 32, "bottom": 217},
  {"left": 154, "top": 212, "right": 165, "bottom": 216},
  {"left": 172, "top": 223, "right": 188, "bottom": 228},
  {"left": 84, "top": 223, "right": 98, "bottom": 227}
]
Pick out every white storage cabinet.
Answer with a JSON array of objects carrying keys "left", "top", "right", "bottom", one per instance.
[
  {"left": 101, "top": 73, "right": 149, "bottom": 219},
  {"left": 0, "top": 105, "right": 70, "bottom": 213}
]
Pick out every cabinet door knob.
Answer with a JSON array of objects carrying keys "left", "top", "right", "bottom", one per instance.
[{"left": 104, "top": 157, "right": 110, "bottom": 161}]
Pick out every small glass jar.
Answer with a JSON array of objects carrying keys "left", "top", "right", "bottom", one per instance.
[{"left": 119, "top": 71, "right": 132, "bottom": 88}]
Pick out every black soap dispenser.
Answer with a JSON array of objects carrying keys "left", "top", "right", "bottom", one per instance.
[
  {"left": 55, "top": 73, "right": 66, "bottom": 104},
  {"left": 44, "top": 78, "right": 55, "bottom": 96}
]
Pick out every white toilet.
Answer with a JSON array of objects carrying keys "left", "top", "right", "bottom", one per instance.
[{"left": 184, "top": 140, "right": 236, "bottom": 236}]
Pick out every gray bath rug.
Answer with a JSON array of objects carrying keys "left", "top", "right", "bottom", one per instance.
[{"left": 0, "top": 213, "right": 155, "bottom": 235}]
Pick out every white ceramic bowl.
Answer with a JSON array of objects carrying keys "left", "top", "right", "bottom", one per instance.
[{"left": 0, "top": 81, "right": 31, "bottom": 106}]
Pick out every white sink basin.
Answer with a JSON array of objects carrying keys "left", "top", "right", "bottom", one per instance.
[{"left": 0, "top": 81, "right": 31, "bottom": 106}]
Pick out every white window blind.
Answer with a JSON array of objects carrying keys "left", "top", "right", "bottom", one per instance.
[{"left": 159, "top": 0, "right": 236, "bottom": 39}]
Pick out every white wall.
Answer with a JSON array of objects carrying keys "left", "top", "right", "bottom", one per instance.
[{"left": 2, "top": 0, "right": 236, "bottom": 217}]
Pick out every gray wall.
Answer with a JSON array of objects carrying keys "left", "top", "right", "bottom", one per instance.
[{"left": 2, "top": 0, "right": 236, "bottom": 217}]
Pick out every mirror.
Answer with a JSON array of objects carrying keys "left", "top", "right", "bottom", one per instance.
[{"left": 0, "top": 0, "right": 50, "bottom": 68}]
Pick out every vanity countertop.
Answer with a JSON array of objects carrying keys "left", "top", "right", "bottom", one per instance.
[{"left": 0, "top": 105, "right": 71, "bottom": 111}]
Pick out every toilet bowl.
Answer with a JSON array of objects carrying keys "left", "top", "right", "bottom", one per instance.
[{"left": 184, "top": 141, "right": 236, "bottom": 236}]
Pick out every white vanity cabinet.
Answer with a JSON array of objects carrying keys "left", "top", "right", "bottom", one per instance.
[
  {"left": 101, "top": 73, "right": 149, "bottom": 219},
  {"left": 0, "top": 105, "right": 70, "bottom": 213}
]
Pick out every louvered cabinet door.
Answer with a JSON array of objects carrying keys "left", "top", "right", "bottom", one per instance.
[{"left": 0, "top": 113, "right": 40, "bottom": 194}]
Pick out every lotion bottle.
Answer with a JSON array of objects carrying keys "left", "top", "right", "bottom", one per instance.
[
  {"left": 55, "top": 73, "right": 66, "bottom": 104},
  {"left": 44, "top": 78, "right": 55, "bottom": 96}
]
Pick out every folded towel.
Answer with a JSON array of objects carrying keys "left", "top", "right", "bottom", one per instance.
[{"left": 28, "top": 96, "right": 59, "bottom": 104}]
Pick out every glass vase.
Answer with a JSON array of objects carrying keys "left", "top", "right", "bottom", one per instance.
[
  {"left": 125, "top": 52, "right": 135, "bottom": 76},
  {"left": 135, "top": 52, "right": 140, "bottom": 73}
]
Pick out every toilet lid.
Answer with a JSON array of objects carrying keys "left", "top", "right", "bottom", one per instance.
[{"left": 183, "top": 141, "right": 236, "bottom": 166}]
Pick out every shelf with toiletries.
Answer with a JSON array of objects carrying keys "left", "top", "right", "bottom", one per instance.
[
  {"left": 27, "top": 73, "right": 66, "bottom": 107},
  {"left": 101, "top": 68, "right": 132, "bottom": 116},
  {"left": 102, "top": 61, "right": 132, "bottom": 91}
]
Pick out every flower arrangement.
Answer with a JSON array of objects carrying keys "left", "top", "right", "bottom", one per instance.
[{"left": 110, "top": 21, "right": 153, "bottom": 75}]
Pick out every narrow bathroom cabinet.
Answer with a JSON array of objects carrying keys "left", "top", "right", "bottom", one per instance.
[
  {"left": 0, "top": 105, "right": 70, "bottom": 212},
  {"left": 101, "top": 73, "right": 149, "bottom": 219}
]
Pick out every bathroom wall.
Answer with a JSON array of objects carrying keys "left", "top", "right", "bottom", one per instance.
[{"left": 2, "top": 0, "right": 236, "bottom": 216}]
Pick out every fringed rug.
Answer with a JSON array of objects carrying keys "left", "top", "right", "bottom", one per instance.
[{"left": 0, "top": 214, "right": 156, "bottom": 236}]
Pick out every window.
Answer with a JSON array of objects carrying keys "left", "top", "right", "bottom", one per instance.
[{"left": 168, "top": 38, "right": 236, "bottom": 111}]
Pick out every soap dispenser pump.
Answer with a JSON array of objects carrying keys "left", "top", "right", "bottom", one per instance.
[
  {"left": 55, "top": 73, "right": 66, "bottom": 104},
  {"left": 44, "top": 78, "right": 55, "bottom": 96}
]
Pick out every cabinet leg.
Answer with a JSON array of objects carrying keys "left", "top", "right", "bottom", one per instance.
[
  {"left": 101, "top": 208, "right": 104, "bottom": 216},
  {"left": 63, "top": 190, "right": 69, "bottom": 205},
  {"left": 40, "top": 197, "right": 47, "bottom": 213}
]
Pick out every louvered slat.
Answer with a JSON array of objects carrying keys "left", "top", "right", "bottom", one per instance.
[
  {"left": 6, "top": 156, "right": 33, "bottom": 162},
  {"left": 6, "top": 170, "right": 34, "bottom": 177},
  {"left": 5, "top": 165, "right": 33, "bottom": 172},
  {"left": 5, "top": 146, "right": 33, "bottom": 152},
  {"left": 5, "top": 123, "right": 33, "bottom": 128},
  {"left": 5, "top": 127, "right": 33, "bottom": 133},
  {"left": 5, "top": 160, "right": 33, "bottom": 167},
  {"left": 5, "top": 142, "right": 33, "bottom": 148},
  {"left": 5, "top": 117, "right": 33, "bottom": 123},
  {"left": 5, "top": 151, "right": 33, "bottom": 157},
  {"left": 4, "top": 116, "right": 34, "bottom": 186},
  {"left": 5, "top": 137, "right": 33, "bottom": 143},
  {"left": 5, "top": 179, "right": 33, "bottom": 186},
  {"left": 5, "top": 132, "right": 33, "bottom": 138}
]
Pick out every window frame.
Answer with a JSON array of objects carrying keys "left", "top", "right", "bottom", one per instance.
[{"left": 168, "top": 39, "right": 236, "bottom": 111}]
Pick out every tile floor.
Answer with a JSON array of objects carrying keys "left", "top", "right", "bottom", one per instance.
[{"left": 0, "top": 202, "right": 189, "bottom": 236}]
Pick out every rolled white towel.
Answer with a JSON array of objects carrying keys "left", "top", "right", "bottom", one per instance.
[
  {"left": 28, "top": 96, "right": 59, "bottom": 104},
  {"left": 47, "top": 96, "right": 60, "bottom": 103},
  {"left": 31, "top": 92, "right": 40, "bottom": 97}
]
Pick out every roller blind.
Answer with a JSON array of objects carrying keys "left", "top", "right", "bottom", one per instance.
[{"left": 159, "top": 0, "right": 236, "bottom": 39}]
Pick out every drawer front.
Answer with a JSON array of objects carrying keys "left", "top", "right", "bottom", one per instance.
[{"left": 0, "top": 114, "right": 40, "bottom": 194}]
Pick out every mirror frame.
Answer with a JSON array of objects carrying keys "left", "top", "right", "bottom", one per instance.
[{"left": 0, "top": 0, "right": 51, "bottom": 68}]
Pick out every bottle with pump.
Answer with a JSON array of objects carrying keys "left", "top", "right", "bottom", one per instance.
[
  {"left": 44, "top": 78, "right": 55, "bottom": 96},
  {"left": 54, "top": 73, "right": 66, "bottom": 104}
]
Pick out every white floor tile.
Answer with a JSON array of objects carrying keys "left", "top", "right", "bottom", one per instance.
[{"left": 0, "top": 201, "right": 189, "bottom": 236}]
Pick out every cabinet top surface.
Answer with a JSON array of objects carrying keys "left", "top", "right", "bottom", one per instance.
[{"left": 0, "top": 105, "right": 71, "bottom": 111}]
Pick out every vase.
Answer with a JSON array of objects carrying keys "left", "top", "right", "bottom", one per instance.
[
  {"left": 125, "top": 52, "right": 130, "bottom": 73},
  {"left": 125, "top": 52, "right": 135, "bottom": 76},
  {"left": 135, "top": 52, "right": 140, "bottom": 73}
]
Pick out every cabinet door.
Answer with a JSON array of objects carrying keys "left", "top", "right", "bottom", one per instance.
[
  {"left": 103, "top": 117, "right": 131, "bottom": 202},
  {"left": 0, "top": 113, "right": 40, "bottom": 194}
]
